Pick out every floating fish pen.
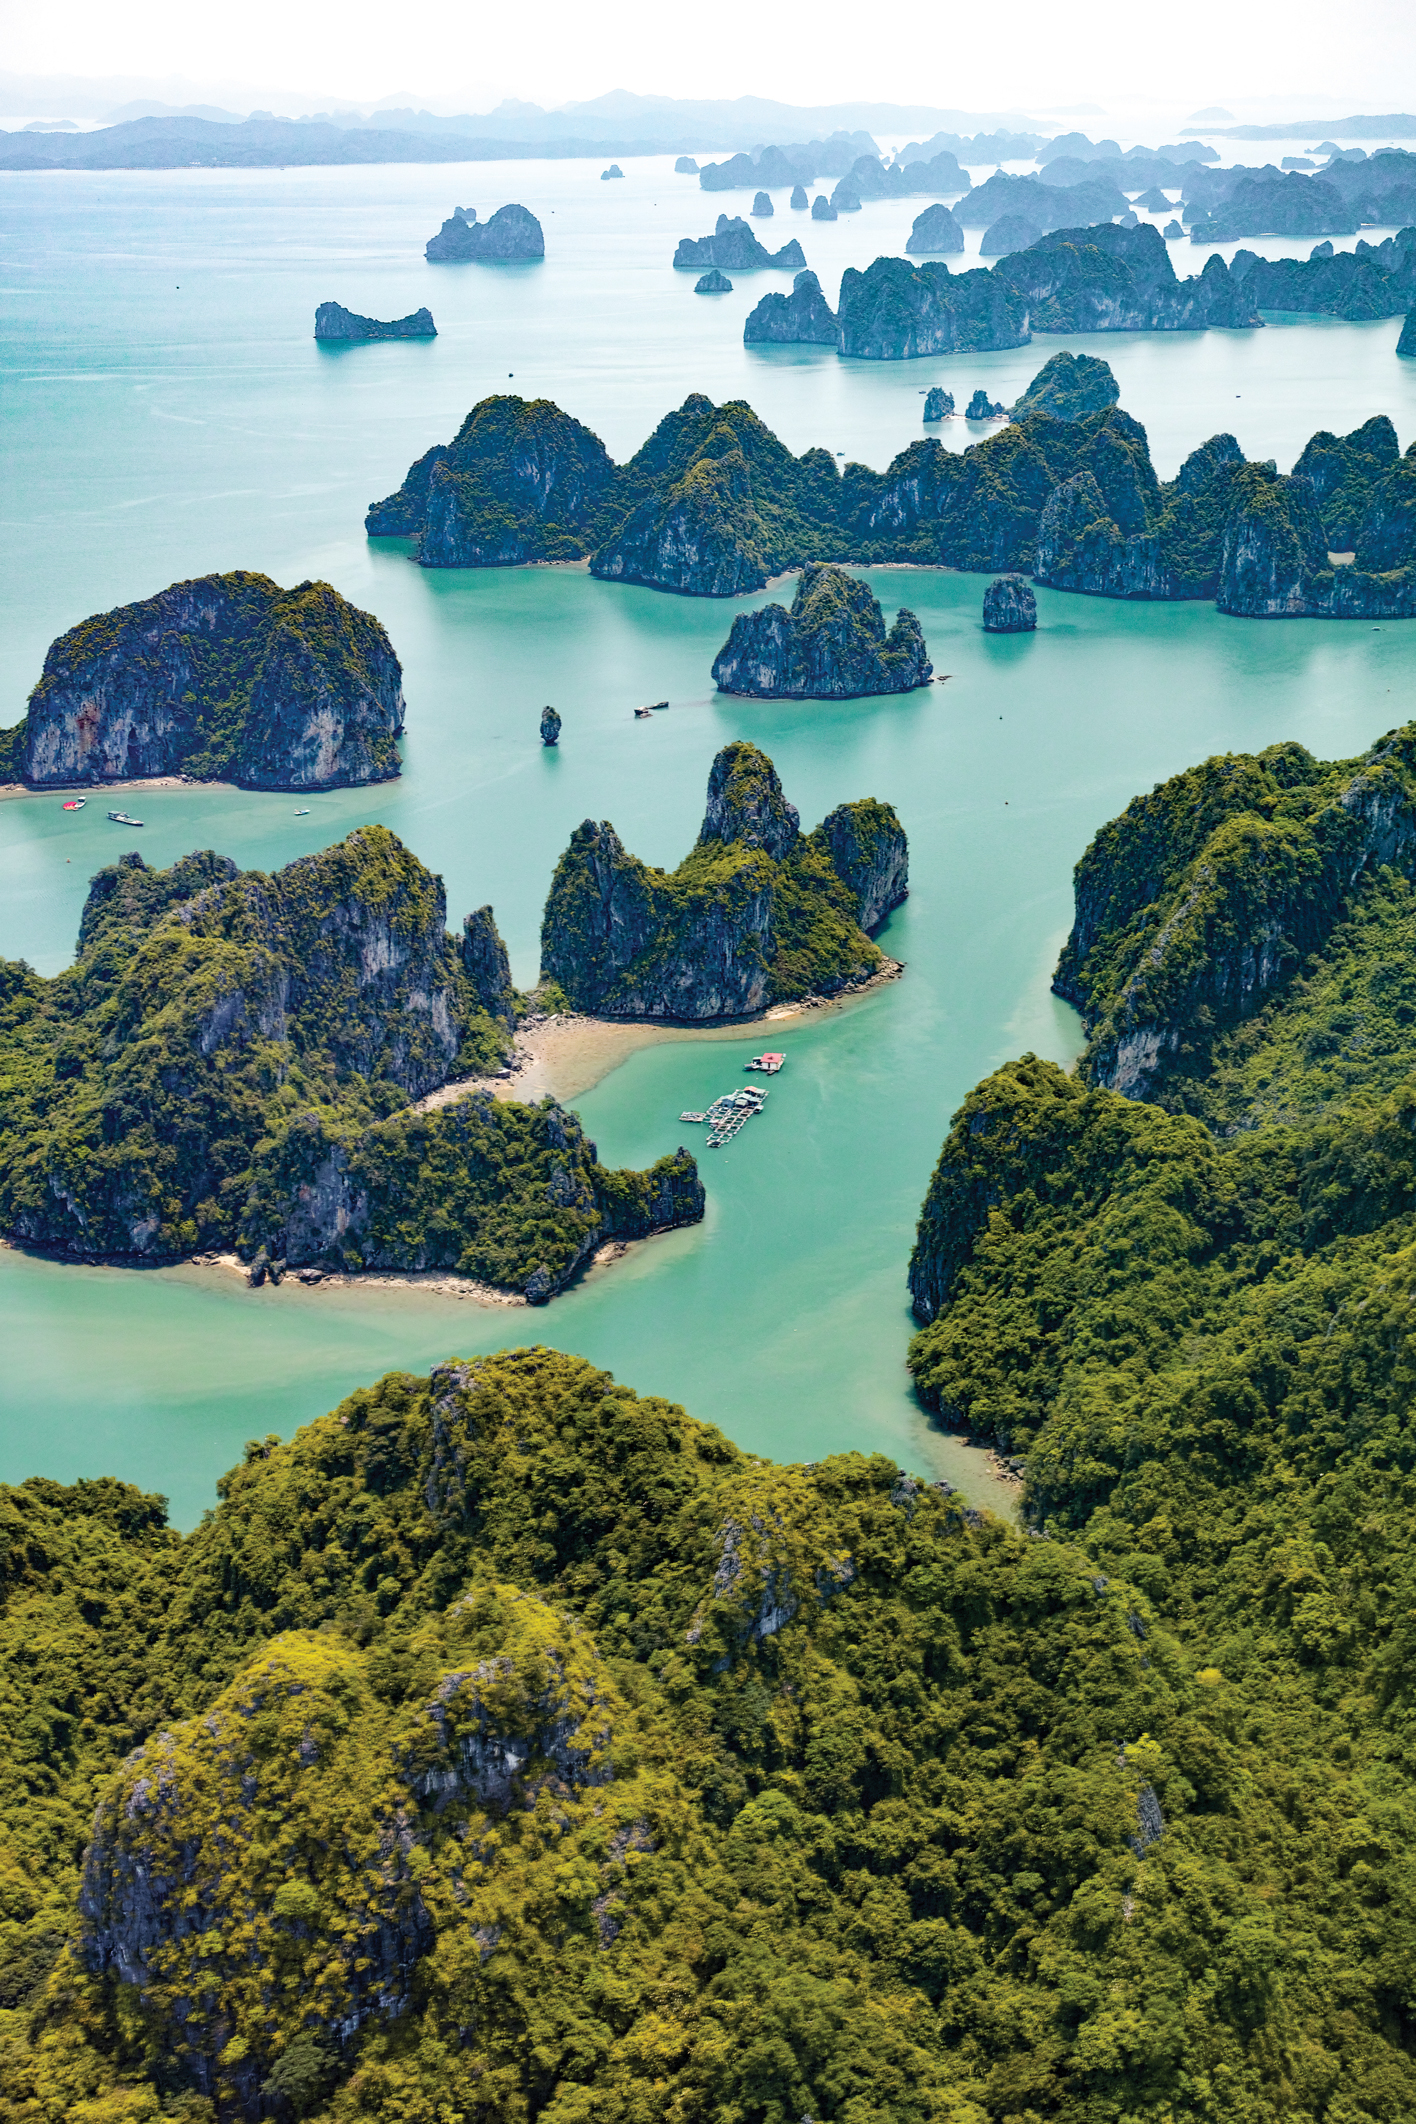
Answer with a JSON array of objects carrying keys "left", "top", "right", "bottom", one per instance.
[{"left": 745, "top": 1052, "right": 785, "bottom": 1075}]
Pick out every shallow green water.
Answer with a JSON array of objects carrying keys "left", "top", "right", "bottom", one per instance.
[{"left": 3, "top": 159, "right": 1415, "bottom": 1525}]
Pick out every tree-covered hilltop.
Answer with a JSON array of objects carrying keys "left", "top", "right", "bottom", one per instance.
[
  {"left": 539, "top": 741, "right": 907, "bottom": 1018},
  {"left": 0, "top": 832, "right": 702, "bottom": 1295},
  {"left": 0, "top": 573, "right": 406, "bottom": 792},
  {"left": 5, "top": 1339, "right": 1415, "bottom": 2124},
  {"left": 362, "top": 378, "right": 1416, "bottom": 617}
]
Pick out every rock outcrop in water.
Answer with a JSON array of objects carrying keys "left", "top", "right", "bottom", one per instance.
[
  {"left": 834, "top": 256, "right": 1029, "bottom": 357},
  {"left": 695, "top": 267, "right": 733, "bottom": 292},
  {"left": 752, "top": 190, "right": 773, "bottom": 216},
  {"left": 923, "top": 386, "right": 953, "bottom": 419},
  {"left": 673, "top": 216, "right": 806, "bottom": 270},
  {"left": 1010, "top": 350, "right": 1120, "bottom": 421},
  {"left": 5, "top": 572, "right": 404, "bottom": 790},
  {"left": 539, "top": 741, "right": 904, "bottom": 1018},
  {"left": 711, "top": 562, "right": 932, "bottom": 698},
  {"left": 356, "top": 379, "right": 1416, "bottom": 624},
  {"left": 1187, "top": 171, "right": 1358, "bottom": 242},
  {"left": 1399, "top": 309, "right": 1416, "bottom": 354},
  {"left": 742, "top": 268, "right": 838, "bottom": 344},
  {"left": 426, "top": 203, "right": 545, "bottom": 261},
  {"left": 540, "top": 704, "right": 562, "bottom": 744},
  {"left": 675, "top": 155, "right": 699, "bottom": 173},
  {"left": 314, "top": 301, "right": 436, "bottom": 340},
  {"left": 1216, "top": 455, "right": 1416, "bottom": 618},
  {"left": 601, "top": 164, "right": 623, "bottom": 180},
  {"left": 966, "top": 390, "right": 1006, "bottom": 418},
  {"left": 366, "top": 395, "right": 616, "bottom": 562},
  {"left": 791, "top": 182, "right": 808, "bottom": 209},
  {"left": 906, "top": 202, "right": 965, "bottom": 254},
  {"left": 981, "top": 212, "right": 1043, "bottom": 256},
  {"left": 0, "top": 829, "right": 702, "bottom": 1290},
  {"left": 992, "top": 221, "right": 1261, "bottom": 332},
  {"left": 811, "top": 194, "right": 838, "bottom": 221},
  {"left": 983, "top": 575, "right": 1037, "bottom": 630}
]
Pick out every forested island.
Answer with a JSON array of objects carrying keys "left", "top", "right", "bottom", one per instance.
[
  {"left": 0, "top": 831, "right": 701, "bottom": 1295},
  {"left": 711, "top": 562, "right": 933, "bottom": 697},
  {"left": 0, "top": 572, "right": 406, "bottom": 791},
  {"left": 540, "top": 741, "right": 907, "bottom": 1017},
  {"left": 366, "top": 370, "right": 1416, "bottom": 617}
]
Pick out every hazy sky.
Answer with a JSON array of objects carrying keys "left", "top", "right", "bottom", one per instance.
[{"left": 4, "top": 0, "right": 1413, "bottom": 116}]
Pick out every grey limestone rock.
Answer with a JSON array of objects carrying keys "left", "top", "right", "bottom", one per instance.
[
  {"left": 923, "top": 386, "right": 953, "bottom": 420},
  {"left": 906, "top": 201, "right": 965, "bottom": 254},
  {"left": 675, "top": 155, "right": 699, "bottom": 173},
  {"left": 425, "top": 202, "right": 545, "bottom": 261},
  {"left": 17, "top": 572, "right": 404, "bottom": 791},
  {"left": 673, "top": 214, "right": 806, "bottom": 270},
  {"left": 695, "top": 267, "right": 733, "bottom": 292},
  {"left": 601, "top": 163, "right": 623, "bottom": 180},
  {"left": 751, "top": 189, "right": 774, "bottom": 216},
  {"left": 1163, "top": 218, "right": 1184, "bottom": 238},
  {"left": 1400, "top": 310, "right": 1416, "bottom": 355},
  {"left": 461, "top": 905, "right": 517, "bottom": 1028},
  {"left": 540, "top": 703, "right": 562, "bottom": 744},
  {"left": 820, "top": 799, "right": 909, "bottom": 929},
  {"left": 790, "top": 182, "right": 808, "bottom": 209},
  {"left": 742, "top": 266, "right": 837, "bottom": 345},
  {"left": 980, "top": 210, "right": 1043, "bottom": 256},
  {"left": 701, "top": 739, "right": 801, "bottom": 855},
  {"left": 1119, "top": 209, "right": 1140, "bottom": 229},
  {"left": 835, "top": 255, "right": 1028, "bottom": 357},
  {"left": 811, "top": 193, "right": 838, "bottom": 220},
  {"left": 983, "top": 575, "right": 1037, "bottom": 631},
  {"left": 1310, "top": 237, "right": 1335, "bottom": 259},
  {"left": 830, "top": 180, "right": 862, "bottom": 212},
  {"left": 315, "top": 301, "right": 436, "bottom": 341},
  {"left": 711, "top": 561, "right": 933, "bottom": 699},
  {"left": 966, "top": 388, "right": 1006, "bottom": 418}
]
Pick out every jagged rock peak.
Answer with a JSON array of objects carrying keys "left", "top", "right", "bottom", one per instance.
[
  {"left": 700, "top": 740, "right": 801, "bottom": 857},
  {"left": 695, "top": 267, "right": 733, "bottom": 292},
  {"left": 983, "top": 575, "right": 1038, "bottom": 632},
  {"left": 923, "top": 386, "right": 953, "bottom": 420},
  {"left": 711, "top": 562, "right": 933, "bottom": 700},
  {"left": 462, "top": 905, "right": 517, "bottom": 1028},
  {"left": 1011, "top": 350, "right": 1119, "bottom": 422},
  {"left": 540, "top": 704, "right": 562, "bottom": 744}
]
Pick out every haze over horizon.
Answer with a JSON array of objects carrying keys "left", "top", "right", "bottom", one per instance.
[{"left": 1, "top": 0, "right": 1412, "bottom": 129}]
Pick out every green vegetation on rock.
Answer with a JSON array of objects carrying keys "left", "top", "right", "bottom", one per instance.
[
  {"left": 10, "top": 1337, "right": 1411, "bottom": 2123},
  {"left": 0, "top": 831, "right": 701, "bottom": 1294},
  {"left": 539, "top": 742, "right": 906, "bottom": 1018},
  {"left": 2, "top": 573, "right": 406, "bottom": 792}
]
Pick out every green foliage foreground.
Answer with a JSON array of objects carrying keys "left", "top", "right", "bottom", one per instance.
[{"left": 1, "top": 1334, "right": 1414, "bottom": 2122}]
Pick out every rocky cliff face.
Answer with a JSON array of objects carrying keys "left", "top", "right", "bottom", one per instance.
[
  {"left": 314, "top": 301, "right": 436, "bottom": 339},
  {"left": 818, "top": 799, "right": 909, "bottom": 929},
  {"left": 742, "top": 268, "right": 839, "bottom": 344},
  {"left": 426, "top": 202, "right": 544, "bottom": 260},
  {"left": 1052, "top": 729, "right": 1416, "bottom": 1098},
  {"left": 1400, "top": 309, "right": 1416, "bottom": 354},
  {"left": 462, "top": 903, "right": 518, "bottom": 1027},
  {"left": 366, "top": 395, "right": 616, "bottom": 566},
  {"left": 982, "top": 575, "right": 1037, "bottom": 630},
  {"left": 710, "top": 562, "right": 933, "bottom": 698},
  {"left": 539, "top": 742, "right": 900, "bottom": 1019},
  {"left": 994, "top": 222, "right": 1260, "bottom": 332},
  {"left": 17, "top": 572, "right": 404, "bottom": 790},
  {"left": 1010, "top": 350, "right": 1119, "bottom": 421},
  {"left": 1217, "top": 458, "right": 1416, "bottom": 618},
  {"left": 835, "top": 256, "right": 1029, "bottom": 358},
  {"left": 906, "top": 202, "right": 965, "bottom": 254},
  {"left": 673, "top": 215, "right": 806, "bottom": 270}
]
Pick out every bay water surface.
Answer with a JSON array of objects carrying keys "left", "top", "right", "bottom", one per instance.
[{"left": 2, "top": 159, "right": 1414, "bottom": 1523}]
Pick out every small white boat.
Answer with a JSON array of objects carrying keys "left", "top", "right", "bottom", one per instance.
[
  {"left": 107, "top": 810, "right": 144, "bottom": 827},
  {"left": 62, "top": 796, "right": 86, "bottom": 811},
  {"left": 294, "top": 808, "right": 310, "bottom": 815}
]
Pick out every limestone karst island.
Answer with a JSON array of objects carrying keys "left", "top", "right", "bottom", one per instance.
[{"left": 6, "top": 63, "right": 1416, "bottom": 2124}]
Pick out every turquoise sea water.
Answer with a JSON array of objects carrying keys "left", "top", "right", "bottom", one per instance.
[{"left": 3, "top": 157, "right": 1415, "bottom": 1525}]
